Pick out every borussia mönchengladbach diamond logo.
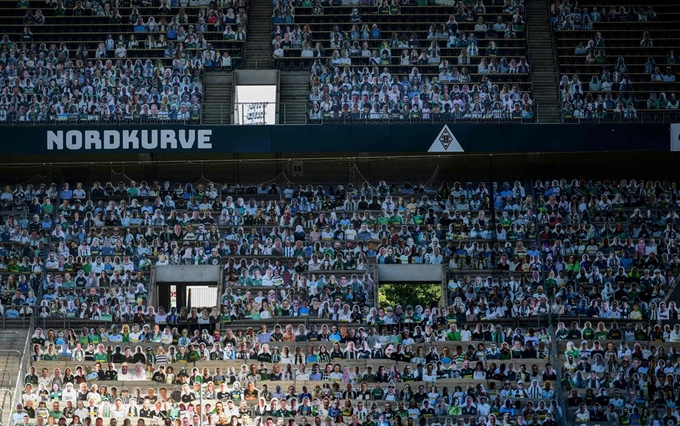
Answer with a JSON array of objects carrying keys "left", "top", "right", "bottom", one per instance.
[{"left": 438, "top": 127, "right": 453, "bottom": 150}]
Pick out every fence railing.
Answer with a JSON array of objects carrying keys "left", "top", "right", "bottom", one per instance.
[
  {"left": 306, "top": 110, "right": 538, "bottom": 124},
  {"left": 25, "top": 104, "right": 680, "bottom": 125},
  {"left": 0, "top": 114, "right": 198, "bottom": 126},
  {"left": 212, "top": 102, "right": 540, "bottom": 125},
  {"left": 0, "top": 103, "right": 546, "bottom": 126},
  {"left": 561, "top": 110, "right": 680, "bottom": 124},
  {"left": 9, "top": 106, "right": 680, "bottom": 125}
]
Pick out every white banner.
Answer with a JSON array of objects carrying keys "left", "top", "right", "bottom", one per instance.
[
  {"left": 188, "top": 286, "right": 218, "bottom": 308},
  {"left": 672, "top": 123, "right": 680, "bottom": 151}
]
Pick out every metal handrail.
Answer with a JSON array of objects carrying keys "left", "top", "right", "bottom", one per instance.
[
  {"left": 549, "top": 317, "right": 566, "bottom": 426},
  {"left": 0, "top": 369, "right": 13, "bottom": 389},
  {"left": 0, "top": 333, "right": 19, "bottom": 340},
  {"left": 0, "top": 350, "right": 26, "bottom": 426},
  {"left": 222, "top": 102, "right": 540, "bottom": 124},
  {"left": 561, "top": 110, "right": 680, "bottom": 124},
  {"left": 0, "top": 388, "right": 13, "bottom": 426},
  {"left": 12, "top": 320, "right": 33, "bottom": 426},
  {"left": 0, "top": 115, "right": 197, "bottom": 126},
  {"left": 0, "top": 352, "right": 22, "bottom": 359},
  {"left": 5, "top": 103, "right": 678, "bottom": 125}
]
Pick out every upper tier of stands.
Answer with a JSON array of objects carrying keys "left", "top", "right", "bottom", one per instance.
[
  {"left": 552, "top": 0, "right": 680, "bottom": 123},
  {"left": 272, "top": 0, "right": 534, "bottom": 123},
  {"left": 0, "top": 0, "right": 247, "bottom": 124}
]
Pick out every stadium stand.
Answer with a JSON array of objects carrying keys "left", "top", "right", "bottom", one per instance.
[
  {"left": 552, "top": 0, "right": 680, "bottom": 122},
  {"left": 0, "top": 0, "right": 248, "bottom": 124},
  {"left": 268, "top": 0, "right": 534, "bottom": 123},
  {"left": 0, "top": 3, "right": 678, "bottom": 426},
  {"left": 0, "top": 176, "right": 679, "bottom": 426}
]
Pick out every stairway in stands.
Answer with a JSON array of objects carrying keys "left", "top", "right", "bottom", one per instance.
[
  {"left": 0, "top": 329, "right": 30, "bottom": 426},
  {"left": 525, "top": 0, "right": 562, "bottom": 122},
  {"left": 243, "top": 0, "right": 274, "bottom": 70},
  {"left": 279, "top": 72, "right": 309, "bottom": 124},
  {"left": 202, "top": 72, "right": 233, "bottom": 124},
  {"left": 201, "top": 0, "right": 272, "bottom": 124}
]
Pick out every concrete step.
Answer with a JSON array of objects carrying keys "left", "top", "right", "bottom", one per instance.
[
  {"left": 279, "top": 73, "right": 312, "bottom": 124},
  {"left": 247, "top": 41, "right": 273, "bottom": 46},
  {"left": 244, "top": 49, "right": 272, "bottom": 55},
  {"left": 524, "top": 0, "right": 560, "bottom": 122},
  {"left": 241, "top": 0, "right": 273, "bottom": 71},
  {"left": 279, "top": 98, "right": 308, "bottom": 105},
  {"left": 202, "top": 70, "right": 233, "bottom": 123}
]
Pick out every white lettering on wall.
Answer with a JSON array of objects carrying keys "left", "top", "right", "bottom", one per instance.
[
  {"left": 198, "top": 129, "right": 213, "bottom": 149},
  {"left": 46, "top": 131, "right": 63, "bottom": 150},
  {"left": 65, "top": 130, "right": 83, "bottom": 150},
  {"left": 160, "top": 130, "right": 177, "bottom": 149},
  {"left": 45, "top": 129, "right": 214, "bottom": 151},
  {"left": 179, "top": 130, "right": 195, "bottom": 149},
  {"left": 103, "top": 130, "right": 120, "bottom": 149},
  {"left": 122, "top": 130, "right": 139, "bottom": 149},
  {"left": 84, "top": 131, "right": 102, "bottom": 150}
]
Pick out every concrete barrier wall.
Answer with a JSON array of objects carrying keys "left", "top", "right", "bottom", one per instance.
[
  {"left": 376, "top": 264, "right": 444, "bottom": 282},
  {"left": 155, "top": 265, "right": 221, "bottom": 283}
]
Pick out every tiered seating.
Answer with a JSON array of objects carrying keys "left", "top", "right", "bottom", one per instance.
[
  {"left": 557, "top": 324, "right": 680, "bottom": 426},
  {"left": 273, "top": 2, "right": 534, "bottom": 123},
  {"left": 22, "top": 322, "right": 560, "bottom": 426},
  {"left": 552, "top": 0, "right": 680, "bottom": 122},
  {"left": 2, "top": 177, "right": 680, "bottom": 426},
  {"left": 0, "top": 0, "right": 247, "bottom": 124}
]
